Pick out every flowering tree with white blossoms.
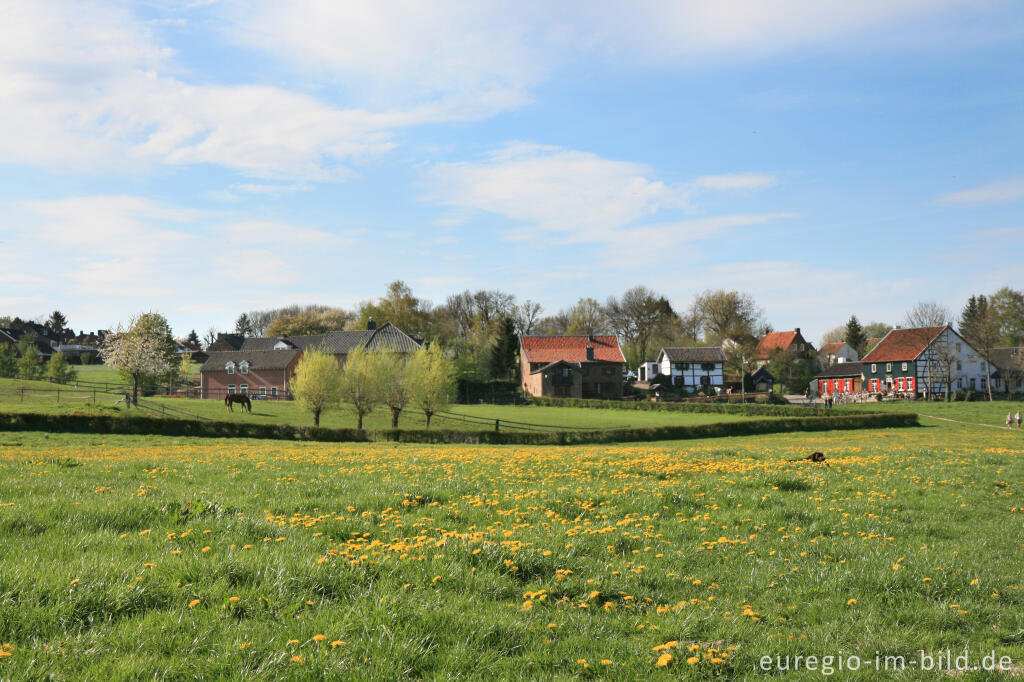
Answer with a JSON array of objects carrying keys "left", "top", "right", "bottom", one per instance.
[{"left": 101, "top": 312, "right": 177, "bottom": 406}]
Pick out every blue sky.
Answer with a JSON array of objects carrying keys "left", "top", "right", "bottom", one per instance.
[{"left": 1, "top": 0, "right": 1022, "bottom": 344}]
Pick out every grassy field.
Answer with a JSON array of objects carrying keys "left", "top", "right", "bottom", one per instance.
[
  {"left": 836, "top": 397, "right": 1024, "bottom": 429},
  {"left": 0, "top": 418, "right": 1021, "bottom": 678},
  {"left": 0, "top": 377, "right": 758, "bottom": 432}
]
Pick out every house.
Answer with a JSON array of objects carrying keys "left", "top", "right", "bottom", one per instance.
[
  {"left": 636, "top": 361, "right": 659, "bottom": 383},
  {"left": 198, "top": 321, "right": 421, "bottom": 399},
  {"left": 749, "top": 366, "right": 775, "bottom": 392},
  {"left": 520, "top": 335, "right": 626, "bottom": 399},
  {"left": 814, "top": 362, "right": 863, "bottom": 396},
  {"left": 0, "top": 327, "right": 56, "bottom": 358},
  {"left": 988, "top": 347, "right": 1024, "bottom": 394},
  {"left": 208, "top": 333, "right": 245, "bottom": 352},
  {"left": 860, "top": 325, "right": 993, "bottom": 396},
  {"left": 200, "top": 350, "right": 302, "bottom": 399},
  {"left": 654, "top": 347, "right": 726, "bottom": 391},
  {"left": 817, "top": 341, "right": 858, "bottom": 368},
  {"left": 752, "top": 328, "right": 815, "bottom": 368}
]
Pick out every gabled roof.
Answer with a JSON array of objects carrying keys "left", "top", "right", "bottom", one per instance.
[
  {"left": 753, "top": 329, "right": 813, "bottom": 359},
  {"left": 750, "top": 366, "right": 775, "bottom": 382},
  {"left": 239, "top": 322, "right": 421, "bottom": 355},
  {"left": 520, "top": 335, "right": 626, "bottom": 364},
  {"left": 658, "top": 346, "right": 726, "bottom": 363},
  {"left": 815, "top": 361, "right": 863, "bottom": 379},
  {"left": 988, "top": 346, "right": 1023, "bottom": 370},
  {"left": 818, "top": 342, "right": 848, "bottom": 356},
  {"left": 529, "top": 360, "right": 583, "bottom": 375},
  {"left": 861, "top": 326, "right": 948, "bottom": 363},
  {"left": 201, "top": 350, "right": 300, "bottom": 372}
]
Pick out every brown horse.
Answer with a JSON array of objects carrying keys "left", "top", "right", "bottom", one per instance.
[{"left": 225, "top": 394, "right": 252, "bottom": 414}]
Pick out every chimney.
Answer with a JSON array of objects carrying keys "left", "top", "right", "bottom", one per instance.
[
  {"left": 794, "top": 327, "right": 800, "bottom": 335},
  {"left": 588, "top": 333, "right": 596, "bottom": 343},
  {"left": 586, "top": 346, "right": 594, "bottom": 361},
  {"left": 367, "top": 318, "right": 376, "bottom": 331}
]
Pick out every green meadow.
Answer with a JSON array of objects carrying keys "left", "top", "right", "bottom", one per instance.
[{"left": 0, "top": 414, "right": 1021, "bottom": 679}]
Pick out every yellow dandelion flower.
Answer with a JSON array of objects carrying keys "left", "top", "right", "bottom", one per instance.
[
  {"left": 188, "top": 599, "right": 200, "bottom": 608},
  {"left": 687, "top": 656, "right": 700, "bottom": 664},
  {"left": 847, "top": 598, "right": 856, "bottom": 605},
  {"left": 201, "top": 546, "right": 211, "bottom": 553},
  {"left": 312, "top": 634, "right": 326, "bottom": 642},
  {"left": 229, "top": 596, "right": 240, "bottom": 603},
  {"left": 656, "top": 653, "right": 674, "bottom": 667},
  {"left": 600, "top": 659, "right": 612, "bottom": 665},
  {"left": 331, "top": 640, "right": 344, "bottom": 648},
  {"left": 290, "top": 655, "right": 304, "bottom": 663}
]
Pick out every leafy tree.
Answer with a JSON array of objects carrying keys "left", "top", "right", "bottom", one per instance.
[
  {"left": 45, "top": 351, "right": 77, "bottom": 383},
  {"left": 489, "top": 316, "right": 518, "bottom": 380},
  {"left": 844, "top": 315, "right": 866, "bottom": 355},
  {"left": 406, "top": 344, "right": 455, "bottom": 428},
  {"left": 690, "top": 290, "right": 764, "bottom": 344},
  {"left": 16, "top": 336, "right": 43, "bottom": 379},
  {"left": 0, "top": 344, "right": 17, "bottom": 377},
  {"left": 234, "top": 313, "right": 254, "bottom": 337},
  {"left": 605, "top": 286, "right": 675, "bottom": 365},
  {"left": 904, "top": 301, "right": 952, "bottom": 328},
  {"left": 566, "top": 298, "right": 608, "bottom": 335},
  {"left": 377, "top": 347, "right": 410, "bottom": 428},
  {"left": 46, "top": 310, "right": 68, "bottom": 337},
  {"left": 989, "top": 286, "right": 1024, "bottom": 346},
  {"left": 356, "top": 280, "right": 432, "bottom": 335},
  {"left": 265, "top": 308, "right": 352, "bottom": 336},
  {"left": 819, "top": 325, "right": 846, "bottom": 346},
  {"left": 861, "top": 321, "right": 893, "bottom": 351},
  {"left": 959, "top": 294, "right": 998, "bottom": 401},
  {"left": 290, "top": 346, "right": 343, "bottom": 427},
  {"left": 101, "top": 313, "right": 177, "bottom": 406},
  {"left": 338, "top": 345, "right": 385, "bottom": 430},
  {"left": 767, "top": 348, "right": 816, "bottom": 394}
]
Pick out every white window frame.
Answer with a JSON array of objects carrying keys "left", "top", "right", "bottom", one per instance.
[
  {"left": 226, "top": 363, "right": 235, "bottom": 375},
  {"left": 239, "top": 362, "right": 249, "bottom": 375},
  {"left": 271, "top": 387, "right": 278, "bottom": 397},
  {"left": 227, "top": 384, "right": 235, "bottom": 394},
  {"left": 871, "top": 363, "right": 877, "bottom": 373},
  {"left": 240, "top": 384, "right": 248, "bottom": 395},
  {"left": 901, "top": 362, "right": 907, "bottom": 372},
  {"left": 886, "top": 362, "right": 892, "bottom": 372},
  {"left": 259, "top": 386, "right": 267, "bottom": 396}
]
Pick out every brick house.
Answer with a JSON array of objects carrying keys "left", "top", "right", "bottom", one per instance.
[
  {"left": 236, "top": 322, "right": 420, "bottom": 366},
  {"left": 520, "top": 335, "right": 626, "bottom": 399},
  {"left": 200, "top": 349, "right": 301, "bottom": 399},
  {"left": 752, "top": 328, "right": 815, "bottom": 368}
]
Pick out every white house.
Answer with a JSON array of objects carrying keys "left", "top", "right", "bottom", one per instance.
[
  {"left": 655, "top": 347, "right": 726, "bottom": 390},
  {"left": 861, "top": 325, "right": 995, "bottom": 396},
  {"left": 817, "top": 341, "right": 859, "bottom": 368}
]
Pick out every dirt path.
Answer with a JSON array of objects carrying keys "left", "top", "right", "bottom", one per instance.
[{"left": 917, "top": 413, "right": 1020, "bottom": 431}]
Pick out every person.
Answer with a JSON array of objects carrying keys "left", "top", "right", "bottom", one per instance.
[
  {"left": 1016, "top": 410, "right": 1022, "bottom": 429},
  {"left": 1007, "top": 412, "right": 1013, "bottom": 428}
]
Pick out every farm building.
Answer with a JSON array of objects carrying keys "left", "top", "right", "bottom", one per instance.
[{"left": 519, "top": 335, "right": 626, "bottom": 399}]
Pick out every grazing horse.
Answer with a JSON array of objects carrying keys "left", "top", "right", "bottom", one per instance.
[{"left": 225, "top": 394, "right": 252, "bottom": 414}]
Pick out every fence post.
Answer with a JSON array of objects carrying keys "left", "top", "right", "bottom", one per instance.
[
  {"left": 20, "top": 387, "right": 24, "bottom": 402},
  {"left": 57, "top": 389, "right": 60, "bottom": 403},
  {"left": 495, "top": 419, "right": 500, "bottom": 432}
]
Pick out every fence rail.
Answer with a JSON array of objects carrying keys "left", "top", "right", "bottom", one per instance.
[{"left": 0, "top": 385, "right": 211, "bottom": 421}]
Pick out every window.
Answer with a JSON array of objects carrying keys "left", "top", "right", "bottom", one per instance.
[
  {"left": 958, "top": 378, "right": 963, "bottom": 389},
  {"left": 981, "top": 378, "right": 987, "bottom": 389},
  {"left": 681, "top": 362, "right": 690, "bottom": 370},
  {"left": 969, "top": 378, "right": 976, "bottom": 389},
  {"left": 957, "top": 361, "right": 962, "bottom": 371},
  {"left": 227, "top": 384, "right": 235, "bottom": 394},
  {"left": 956, "top": 343, "right": 961, "bottom": 353},
  {"left": 901, "top": 362, "right": 907, "bottom": 372},
  {"left": 561, "top": 367, "right": 570, "bottom": 378},
  {"left": 886, "top": 362, "right": 892, "bottom": 372},
  {"left": 259, "top": 386, "right": 266, "bottom": 396},
  {"left": 240, "top": 363, "right": 248, "bottom": 375},
  {"left": 701, "top": 362, "right": 715, "bottom": 371},
  {"left": 871, "top": 363, "right": 877, "bottom": 373},
  {"left": 240, "top": 384, "right": 248, "bottom": 394},
  {"left": 271, "top": 387, "right": 278, "bottom": 397},
  {"left": 226, "top": 364, "right": 235, "bottom": 375}
]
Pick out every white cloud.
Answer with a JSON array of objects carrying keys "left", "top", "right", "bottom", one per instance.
[
  {"left": 935, "top": 178, "right": 1024, "bottom": 205},
  {"left": 692, "top": 173, "right": 778, "bottom": 191}
]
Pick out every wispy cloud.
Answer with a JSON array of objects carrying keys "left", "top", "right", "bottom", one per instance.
[{"left": 935, "top": 178, "right": 1024, "bottom": 205}]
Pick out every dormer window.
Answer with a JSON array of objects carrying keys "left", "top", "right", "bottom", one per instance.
[
  {"left": 225, "top": 362, "right": 235, "bottom": 375},
  {"left": 274, "top": 340, "right": 292, "bottom": 350},
  {"left": 239, "top": 361, "right": 250, "bottom": 375}
]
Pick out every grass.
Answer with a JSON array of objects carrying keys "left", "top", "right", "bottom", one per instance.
[
  {"left": 0, "top": 376, "right": 758, "bottom": 432},
  {"left": 835, "top": 397, "right": 1024, "bottom": 429},
  {"left": 0, "top": 420, "right": 1021, "bottom": 678}
]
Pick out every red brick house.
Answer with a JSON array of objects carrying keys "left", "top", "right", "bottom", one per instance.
[
  {"left": 200, "top": 349, "right": 302, "bottom": 399},
  {"left": 519, "top": 335, "right": 626, "bottom": 399},
  {"left": 752, "top": 328, "right": 815, "bottom": 368}
]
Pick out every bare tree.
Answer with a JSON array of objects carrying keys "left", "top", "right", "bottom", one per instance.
[
  {"left": 510, "top": 300, "right": 543, "bottom": 336},
  {"left": 904, "top": 301, "right": 952, "bottom": 328},
  {"left": 691, "top": 290, "right": 764, "bottom": 344},
  {"left": 605, "top": 286, "right": 675, "bottom": 364}
]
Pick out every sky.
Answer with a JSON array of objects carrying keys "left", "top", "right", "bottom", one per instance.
[{"left": 1, "top": 0, "right": 1022, "bottom": 345}]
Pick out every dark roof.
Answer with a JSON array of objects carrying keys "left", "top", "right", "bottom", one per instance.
[
  {"left": 529, "top": 360, "right": 583, "bottom": 375},
  {"left": 815, "top": 362, "right": 863, "bottom": 379},
  {"left": 520, "top": 335, "right": 626, "bottom": 363},
  {"left": 861, "top": 326, "right": 948, "bottom": 363},
  {"left": 658, "top": 346, "right": 726, "bottom": 363},
  {"left": 988, "top": 346, "right": 1024, "bottom": 370},
  {"left": 208, "top": 333, "right": 245, "bottom": 351},
  {"left": 750, "top": 366, "right": 775, "bottom": 382},
  {"left": 201, "top": 350, "right": 299, "bottom": 372},
  {"left": 239, "top": 322, "right": 421, "bottom": 355}
]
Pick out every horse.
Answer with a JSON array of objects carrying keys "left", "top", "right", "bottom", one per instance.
[{"left": 225, "top": 394, "right": 252, "bottom": 414}]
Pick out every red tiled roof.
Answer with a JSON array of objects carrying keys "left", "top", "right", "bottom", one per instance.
[
  {"left": 818, "top": 342, "right": 845, "bottom": 355},
  {"left": 861, "top": 326, "right": 947, "bottom": 363},
  {"left": 753, "top": 330, "right": 808, "bottom": 359},
  {"left": 520, "top": 335, "right": 626, "bottom": 364}
]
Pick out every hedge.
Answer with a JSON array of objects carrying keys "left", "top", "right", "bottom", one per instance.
[
  {"left": 0, "top": 411, "right": 918, "bottom": 445},
  {"left": 529, "top": 395, "right": 828, "bottom": 417}
]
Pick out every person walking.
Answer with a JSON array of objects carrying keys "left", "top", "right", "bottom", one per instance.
[
  {"left": 1016, "top": 410, "right": 1022, "bottom": 429},
  {"left": 1007, "top": 412, "right": 1013, "bottom": 428}
]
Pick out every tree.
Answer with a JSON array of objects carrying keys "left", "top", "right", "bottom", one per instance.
[
  {"left": 489, "top": 316, "right": 518, "bottom": 380},
  {"left": 690, "top": 290, "right": 764, "bottom": 344},
  {"left": 0, "top": 344, "right": 18, "bottom": 377},
  {"left": 338, "top": 345, "right": 384, "bottom": 430},
  {"left": 356, "top": 280, "right": 432, "bottom": 335},
  {"left": 844, "top": 315, "right": 867, "bottom": 356},
  {"left": 234, "top": 313, "right": 254, "bottom": 337},
  {"left": 406, "top": 344, "right": 455, "bottom": 428},
  {"left": 960, "top": 294, "right": 998, "bottom": 401},
  {"left": 45, "top": 351, "right": 77, "bottom": 383},
  {"left": 186, "top": 329, "right": 201, "bottom": 347},
  {"left": 45, "top": 310, "right": 68, "bottom": 337},
  {"left": 510, "top": 300, "right": 543, "bottom": 336},
  {"left": 265, "top": 308, "right": 353, "bottom": 336},
  {"left": 605, "top": 286, "right": 675, "bottom": 365},
  {"left": 15, "top": 336, "right": 43, "bottom": 379},
  {"left": 565, "top": 298, "right": 608, "bottom": 336},
  {"left": 101, "top": 313, "right": 177, "bottom": 406},
  {"left": 904, "top": 301, "right": 952, "bottom": 328},
  {"left": 290, "top": 346, "right": 343, "bottom": 427},
  {"left": 377, "top": 347, "right": 410, "bottom": 428},
  {"left": 819, "top": 325, "right": 846, "bottom": 346},
  {"left": 767, "top": 348, "right": 816, "bottom": 394},
  {"left": 990, "top": 286, "right": 1024, "bottom": 346},
  {"left": 203, "top": 327, "right": 218, "bottom": 349}
]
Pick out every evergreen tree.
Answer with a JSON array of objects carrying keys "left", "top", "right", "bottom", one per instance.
[
  {"left": 489, "top": 316, "right": 518, "bottom": 380},
  {"left": 46, "top": 310, "right": 68, "bottom": 337},
  {"left": 844, "top": 315, "right": 866, "bottom": 355},
  {"left": 234, "top": 313, "right": 254, "bottom": 337},
  {"left": 187, "top": 329, "right": 201, "bottom": 347}
]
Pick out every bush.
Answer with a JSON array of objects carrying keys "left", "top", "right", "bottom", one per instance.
[
  {"left": 528, "top": 395, "right": 827, "bottom": 417},
  {"left": 0, "top": 411, "right": 919, "bottom": 445}
]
